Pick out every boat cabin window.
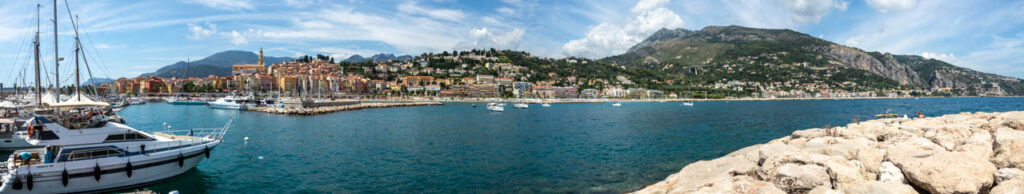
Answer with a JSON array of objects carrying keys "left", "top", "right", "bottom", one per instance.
[
  {"left": 103, "top": 132, "right": 154, "bottom": 142},
  {"left": 67, "top": 148, "right": 123, "bottom": 161}
]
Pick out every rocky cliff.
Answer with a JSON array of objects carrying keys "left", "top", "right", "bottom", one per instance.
[
  {"left": 636, "top": 111, "right": 1024, "bottom": 194},
  {"left": 604, "top": 25, "right": 1024, "bottom": 96}
]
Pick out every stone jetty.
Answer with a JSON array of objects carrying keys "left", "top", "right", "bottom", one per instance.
[
  {"left": 248, "top": 102, "right": 442, "bottom": 115},
  {"left": 636, "top": 111, "right": 1024, "bottom": 194}
]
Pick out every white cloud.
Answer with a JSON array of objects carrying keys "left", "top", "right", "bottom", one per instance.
[
  {"left": 481, "top": 16, "right": 501, "bottom": 25},
  {"left": 457, "top": 27, "right": 525, "bottom": 50},
  {"left": 865, "top": 0, "right": 917, "bottom": 12},
  {"left": 397, "top": 2, "right": 466, "bottom": 22},
  {"left": 187, "top": 22, "right": 217, "bottom": 40},
  {"left": 781, "top": 0, "right": 847, "bottom": 23},
  {"left": 562, "top": 1, "right": 682, "bottom": 58},
  {"left": 229, "top": 30, "right": 247, "bottom": 45},
  {"left": 314, "top": 47, "right": 380, "bottom": 60},
  {"left": 632, "top": 0, "right": 669, "bottom": 13},
  {"left": 921, "top": 52, "right": 964, "bottom": 65},
  {"left": 184, "top": 0, "right": 254, "bottom": 11},
  {"left": 497, "top": 7, "right": 515, "bottom": 15},
  {"left": 284, "top": 0, "right": 321, "bottom": 8}
]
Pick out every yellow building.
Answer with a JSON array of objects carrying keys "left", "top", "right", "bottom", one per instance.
[{"left": 278, "top": 76, "right": 298, "bottom": 93}]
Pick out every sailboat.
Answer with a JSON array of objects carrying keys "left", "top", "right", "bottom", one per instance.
[{"left": 0, "top": 2, "right": 232, "bottom": 193}]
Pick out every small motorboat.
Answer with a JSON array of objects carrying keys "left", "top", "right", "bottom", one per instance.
[
  {"left": 486, "top": 103, "right": 504, "bottom": 112},
  {"left": 612, "top": 102, "right": 622, "bottom": 107},
  {"left": 875, "top": 109, "right": 898, "bottom": 118},
  {"left": 513, "top": 103, "right": 528, "bottom": 109},
  {"left": 541, "top": 103, "right": 551, "bottom": 107},
  {"left": 682, "top": 102, "right": 694, "bottom": 107}
]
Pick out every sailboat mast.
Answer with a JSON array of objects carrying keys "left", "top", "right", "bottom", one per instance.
[
  {"left": 34, "top": 4, "right": 42, "bottom": 105},
  {"left": 53, "top": 0, "right": 60, "bottom": 101}
]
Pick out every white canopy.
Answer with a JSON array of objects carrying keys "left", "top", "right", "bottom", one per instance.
[
  {"left": 48, "top": 93, "right": 109, "bottom": 107},
  {"left": 0, "top": 101, "right": 17, "bottom": 109}
]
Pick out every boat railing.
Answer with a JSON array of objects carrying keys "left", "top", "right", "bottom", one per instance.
[{"left": 153, "top": 119, "right": 231, "bottom": 141}]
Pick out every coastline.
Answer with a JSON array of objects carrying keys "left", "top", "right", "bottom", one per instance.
[
  {"left": 358, "top": 96, "right": 1019, "bottom": 104},
  {"left": 634, "top": 111, "right": 1024, "bottom": 193}
]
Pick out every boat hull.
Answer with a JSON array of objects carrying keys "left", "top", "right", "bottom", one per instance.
[
  {"left": 209, "top": 103, "right": 245, "bottom": 110},
  {"left": 0, "top": 145, "right": 215, "bottom": 193},
  {"left": 0, "top": 138, "right": 37, "bottom": 150}
]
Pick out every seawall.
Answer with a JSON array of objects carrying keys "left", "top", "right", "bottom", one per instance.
[
  {"left": 636, "top": 111, "right": 1024, "bottom": 194},
  {"left": 247, "top": 102, "right": 443, "bottom": 115}
]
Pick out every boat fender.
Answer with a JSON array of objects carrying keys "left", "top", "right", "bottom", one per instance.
[
  {"left": 27, "top": 125, "right": 34, "bottom": 138},
  {"left": 178, "top": 154, "right": 184, "bottom": 167},
  {"left": 140, "top": 145, "right": 146, "bottom": 155},
  {"left": 94, "top": 164, "right": 101, "bottom": 181},
  {"left": 12, "top": 174, "right": 22, "bottom": 190},
  {"left": 61, "top": 169, "right": 69, "bottom": 186},
  {"left": 26, "top": 174, "right": 33, "bottom": 191},
  {"left": 204, "top": 146, "right": 210, "bottom": 158},
  {"left": 126, "top": 161, "right": 133, "bottom": 178}
]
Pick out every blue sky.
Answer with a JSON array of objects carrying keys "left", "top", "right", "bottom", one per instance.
[{"left": 1, "top": 0, "right": 1023, "bottom": 82}]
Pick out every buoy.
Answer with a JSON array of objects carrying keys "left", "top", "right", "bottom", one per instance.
[
  {"left": 178, "top": 154, "right": 184, "bottom": 167},
  {"left": 163, "top": 122, "right": 167, "bottom": 126},
  {"left": 170, "top": 190, "right": 180, "bottom": 194},
  {"left": 12, "top": 174, "right": 22, "bottom": 190},
  {"left": 258, "top": 156, "right": 264, "bottom": 160},
  {"left": 204, "top": 146, "right": 210, "bottom": 158},
  {"left": 167, "top": 125, "right": 172, "bottom": 129},
  {"left": 26, "top": 174, "right": 33, "bottom": 191},
  {"left": 94, "top": 164, "right": 102, "bottom": 181},
  {"left": 126, "top": 162, "right": 133, "bottom": 178},
  {"left": 61, "top": 169, "right": 69, "bottom": 186},
  {"left": 244, "top": 136, "right": 249, "bottom": 141}
]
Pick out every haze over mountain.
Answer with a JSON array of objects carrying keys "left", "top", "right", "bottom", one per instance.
[
  {"left": 602, "top": 26, "right": 1024, "bottom": 96},
  {"left": 139, "top": 50, "right": 292, "bottom": 78},
  {"left": 341, "top": 54, "right": 414, "bottom": 63}
]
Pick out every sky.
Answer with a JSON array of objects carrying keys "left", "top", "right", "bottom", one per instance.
[{"left": 1, "top": 0, "right": 1023, "bottom": 83}]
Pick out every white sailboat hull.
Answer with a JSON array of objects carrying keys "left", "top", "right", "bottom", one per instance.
[
  {"left": 209, "top": 102, "right": 244, "bottom": 110},
  {"left": 0, "top": 144, "right": 215, "bottom": 193}
]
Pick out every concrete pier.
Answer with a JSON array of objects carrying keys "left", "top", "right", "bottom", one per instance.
[{"left": 247, "top": 102, "right": 443, "bottom": 115}]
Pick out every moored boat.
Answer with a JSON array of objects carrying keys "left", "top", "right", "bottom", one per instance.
[{"left": 208, "top": 96, "right": 247, "bottom": 110}]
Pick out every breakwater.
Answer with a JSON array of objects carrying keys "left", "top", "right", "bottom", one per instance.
[
  {"left": 636, "top": 111, "right": 1024, "bottom": 194},
  {"left": 247, "top": 102, "right": 443, "bottom": 115}
]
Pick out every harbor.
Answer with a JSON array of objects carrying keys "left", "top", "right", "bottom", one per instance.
[{"left": 88, "top": 98, "right": 1024, "bottom": 193}]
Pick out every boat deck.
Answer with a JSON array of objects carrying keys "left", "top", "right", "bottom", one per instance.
[{"left": 152, "top": 132, "right": 200, "bottom": 140}]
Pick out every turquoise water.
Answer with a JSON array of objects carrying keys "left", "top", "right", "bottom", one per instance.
[{"left": 99, "top": 98, "right": 1023, "bottom": 193}]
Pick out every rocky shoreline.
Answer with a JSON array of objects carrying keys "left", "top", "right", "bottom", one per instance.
[
  {"left": 636, "top": 111, "right": 1024, "bottom": 194},
  {"left": 247, "top": 102, "right": 443, "bottom": 115}
]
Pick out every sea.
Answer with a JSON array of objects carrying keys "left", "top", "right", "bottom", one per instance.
[{"left": 64, "top": 97, "right": 1024, "bottom": 193}]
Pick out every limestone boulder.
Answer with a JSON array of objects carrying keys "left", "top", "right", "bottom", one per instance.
[
  {"left": 995, "top": 168, "right": 1024, "bottom": 184},
  {"left": 993, "top": 127, "right": 1024, "bottom": 168},
  {"left": 770, "top": 163, "right": 831, "bottom": 193},
  {"left": 886, "top": 147, "right": 996, "bottom": 194},
  {"left": 990, "top": 179, "right": 1024, "bottom": 194},
  {"left": 635, "top": 148, "right": 761, "bottom": 194},
  {"left": 687, "top": 176, "right": 785, "bottom": 194},
  {"left": 877, "top": 161, "right": 905, "bottom": 184},
  {"left": 839, "top": 181, "right": 917, "bottom": 194}
]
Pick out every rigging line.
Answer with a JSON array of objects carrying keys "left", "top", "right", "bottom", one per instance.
[{"left": 5, "top": 11, "right": 37, "bottom": 85}]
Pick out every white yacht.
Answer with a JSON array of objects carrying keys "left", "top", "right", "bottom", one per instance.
[
  {"left": 0, "top": 116, "right": 230, "bottom": 193},
  {"left": 208, "top": 96, "right": 247, "bottom": 110},
  {"left": 541, "top": 103, "right": 551, "bottom": 107},
  {"left": 682, "top": 102, "right": 694, "bottom": 107},
  {"left": 513, "top": 103, "right": 528, "bottom": 109},
  {"left": 612, "top": 102, "right": 622, "bottom": 107},
  {"left": 0, "top": 119, "right": 34, "bottom": 150},
  {"left": 486, "top": 103, "right": 504, "bottom": 112}
]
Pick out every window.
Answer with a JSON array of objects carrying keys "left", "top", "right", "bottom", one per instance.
[
  {"left": 67, "top": 148, "right": 123, "bottom": 161},
  {"left": 103, "top": 133, "right": 153, "bottom": 142}
]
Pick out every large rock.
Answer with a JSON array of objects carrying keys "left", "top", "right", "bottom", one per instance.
[
  {"left": 993, "top": 127, "right": 1024, "bottom": 168},
  {"left": 839, "top": 181, "right": 917, "bottom": 194},
  {"left": 886, "top": 147, "right": 996, "bottom": 194},
  {"left": 634, "top": 145, "right": 762, "bottom": 194},
  {"left": 990, "top": 179, "right": 1024, "bottom": 194},
  {"left": 877, "top": 161, "right": 905, "bottom": 183},
  {"left": 770, "top": 163, "right": 831, "bottom": 193},
  {"left": 995, "top": 168, "right": 1023, "bottom": 184}
]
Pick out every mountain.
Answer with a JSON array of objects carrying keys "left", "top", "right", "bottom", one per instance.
[
  {"left": 342, "top": 53, "right": 414, "bottom": 63},
  {"left": 82, "top": 77, "right": 114, "bottom": 85},
  {"left": 603, "top": 25, "right": 1024, "bottom": 96},
  {"left": 139, "top": 50, "right": 292, "bottom": 78}
]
